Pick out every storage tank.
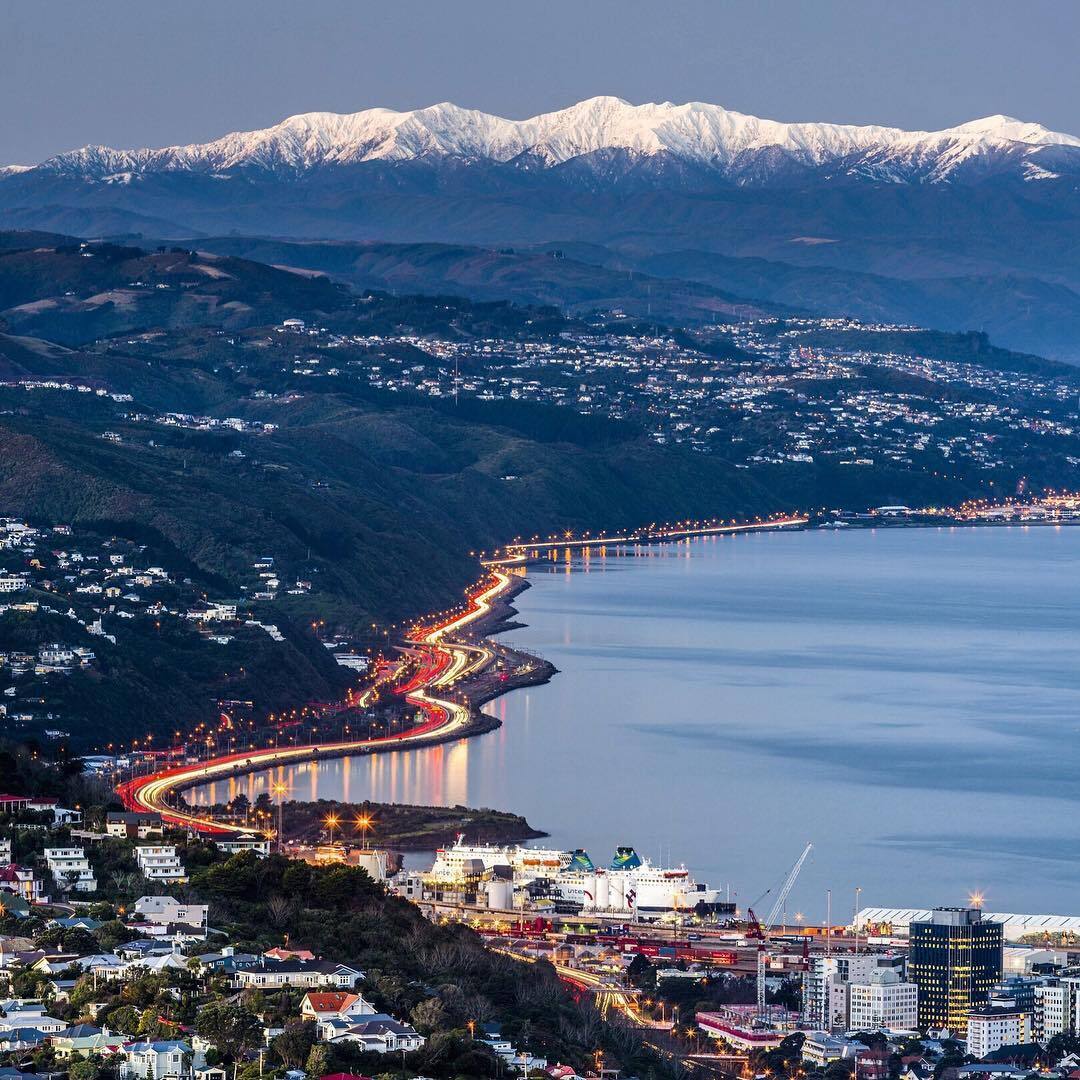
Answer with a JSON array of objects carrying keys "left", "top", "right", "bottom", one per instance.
[
  {"left": 608, "top": 875, "right": 627, "bottom": 913},
  {"left": 353, "top": 849, "right": 387, "bottom": 882},
  {"left": 486, "top": 878, "right": 514, "bottom": 910},
  {"left": 593, "top": 872, "right": 610, "bottom": 911}
]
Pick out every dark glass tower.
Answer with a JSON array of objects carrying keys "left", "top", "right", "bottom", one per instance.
[{"left": 910, "top": 907, "right": 1003, "bottom": 1033}]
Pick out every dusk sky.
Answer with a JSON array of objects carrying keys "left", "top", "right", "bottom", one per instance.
[{"left": 5, "top": 0, "right": 1080, "bottom": 164}]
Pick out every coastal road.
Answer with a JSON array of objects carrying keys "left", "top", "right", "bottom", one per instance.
[
  {"left": 117, "top": 569, "right": 514, "bottom": 834},
  {"left": 118, "top": 513, "right": 807, "bottom": 834}
]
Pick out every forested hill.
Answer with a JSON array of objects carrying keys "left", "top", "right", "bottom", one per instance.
[{"left": 0, "top": 234, "right": 987, "bottom": 746}]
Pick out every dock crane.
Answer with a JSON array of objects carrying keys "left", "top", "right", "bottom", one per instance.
[{"left": 746, "top": 842, "right": 813, "bottom": 1020}]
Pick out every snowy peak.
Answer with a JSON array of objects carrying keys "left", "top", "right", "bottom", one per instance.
[{"left": 29, "top": 98, "right": 1080, "bottom": 184}]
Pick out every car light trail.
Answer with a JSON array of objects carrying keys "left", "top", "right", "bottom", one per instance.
[
  {"left": 117, "top": 515, "right": 805, "bottom": 835},
  {"left": 117, "top": 569, "right": 513, "bottom": 834}
]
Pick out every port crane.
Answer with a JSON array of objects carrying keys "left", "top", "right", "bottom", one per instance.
[{"left": 746, "top": 842, "right": 813, "bottom": 1019}]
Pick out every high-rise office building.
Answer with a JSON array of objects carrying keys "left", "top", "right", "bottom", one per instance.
[{"left": 910, "top": 908, "right": 1003, "bottom": 1034}]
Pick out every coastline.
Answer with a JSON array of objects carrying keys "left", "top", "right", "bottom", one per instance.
[{"left": 117, "top": 504, "right": 1079, "bottom": 832}]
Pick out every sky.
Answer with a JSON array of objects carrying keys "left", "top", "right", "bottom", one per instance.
[{"left": 5, "top": 0, "right": 1080, "bottom": 164}]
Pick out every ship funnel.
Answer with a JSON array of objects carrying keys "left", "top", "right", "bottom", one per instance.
[
  {"left": 567, "top": 849, "right": 595, "bottom": 872},
  {"left": 610, "top": 846, "right": 642, "bottom": 871}
]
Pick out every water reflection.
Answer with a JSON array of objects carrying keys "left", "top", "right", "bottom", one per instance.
[{"left": 188, "top": 526, "right": 1080, "bottom": 918}]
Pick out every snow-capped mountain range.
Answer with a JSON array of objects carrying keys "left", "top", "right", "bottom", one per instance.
[{"left": 19, "top": 97, "right": 1080, "bottom": 184}]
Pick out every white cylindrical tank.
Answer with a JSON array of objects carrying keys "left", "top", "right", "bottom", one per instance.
[
  {"left": 486, "top": 879, "right": 514, "bottom": 910},
  {"left": 593, "top": 872, "right": 610, "bottom": 911},
  {"left": 354, "top": 849, "right": 387, "bottom": 882},
  {"left": 609, "top": 875, "right": 626, "bottom": 913}
]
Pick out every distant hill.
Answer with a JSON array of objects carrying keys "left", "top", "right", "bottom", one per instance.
[
  {"left": 0, "top": 237, "right": 352, "bottom": 345},
  {"left": 191, "top": 236, "right": 784, "bottom": 324}
]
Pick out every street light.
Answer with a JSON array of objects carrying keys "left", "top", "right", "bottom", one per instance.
[
  {"left": 324, "top": 813, "right": 339, "bottom": 844},
  {"left": 355, "top": 813, "right": 373, "bottom": 848},
  {"left": 271, "top": 781, "right": 288, "bottom": 853}
]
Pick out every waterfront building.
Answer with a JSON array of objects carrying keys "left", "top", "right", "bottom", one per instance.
[
  {"left": 909, "top": 908, "right": 1003, "bottom": 1033},
  {"left": 848, "top": 968, "right": 919, "bottom": 1031},
  {"left": 858, "top": 907, "right": 1080, "bottom": 945}
]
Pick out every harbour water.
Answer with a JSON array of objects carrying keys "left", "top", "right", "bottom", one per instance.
[{"left": 188, "top": 526, "right": 1080, "bottom": 919}]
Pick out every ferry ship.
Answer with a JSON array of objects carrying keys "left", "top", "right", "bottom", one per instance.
[{"left": 426, "top": 837, "right": 724, "bottom": 917}]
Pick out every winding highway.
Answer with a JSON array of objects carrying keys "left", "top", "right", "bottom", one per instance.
[
  {"left": 117, "top": 513, "right": 808, "bottom": 835},
  {"left": 117, "top": 568, "right": 514, "bottom": 834}
]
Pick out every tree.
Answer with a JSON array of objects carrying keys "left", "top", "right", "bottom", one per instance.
[
  {"left": 103, "top": 1005, "right": 142, "bottom": 1036},
  {"left": 194, "top": 1002, "right": 261, "bottom": 1061},
  {"left": 97, "top": 919, "right": 138, "bottom": 950},
  {"left": 410, "top": 997, "right": 450, "bottom": 1034},
  {"left": 626, "top": 954, "right": 656, "bottom": 990},
  {"left": 271, "top": 1022, "right": 317, "bottom": 1068},
  {"left": 305, "top": 1043, "right": 330, "bottom": 1078},
  {"left": 69, "top": 1056, "right": 104, "bottom": 1080},
  {"left": 35, "top": 925, "right": 100, "bottom": 954}
]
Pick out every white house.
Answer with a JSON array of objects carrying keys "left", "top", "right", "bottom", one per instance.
[
  {"left": 0, "top": 1008, "right": 67, "bottom": 1034},
  {"left": 135, "top": 846, "right": 186, "bottom": 883},
  {"left": 301, "top": 991, "right": 376, "bottom": 1033},
  {"left": 213, "top": 834, "right": 270, "bottom": 858},
  {"left": 133, "top": 896, "right": 207, "bottom": 928},
  {"left": 106, "top": 812, "right": 164, "bottom": 839},
  {"left": 0, "top": 863, "right": 46, "bottom": 902},
  {"left": 233, "top": 959, "right": 324, "bottom": 990},
  {"left": 44, "top": 847, "right": 96, "bottom": 892},
  {"left": 121, "top": 1040, "right": 202, "bottom": 1080},
  {"left": 324, "top": 1017, "right": 424, "bottom": 1054}
]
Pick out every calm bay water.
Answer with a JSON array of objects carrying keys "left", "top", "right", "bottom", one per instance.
[{"left": 189, "top": 526, "right": 1080, "bottom": 919}]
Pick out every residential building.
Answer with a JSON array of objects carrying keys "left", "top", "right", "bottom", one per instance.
[
  {"left": 0, "top": 1008, "right": 66, "bottom": 1034},
  {"left": 323, "top": 1017, "right": 424, "bottom": 1053},
  {"left": 1032, "top": 976, "right": 1080, "bottom": 1041},
  {"left": 135, "top": 845, "right": 186, "bottom": 883},
  {"left": 801, "top": 1033, "right": 862, "bottom": 1067},
  {"left": 0, "top": 864, "right": 45, "bottom": 903},
  {"left": 44, "top": 847, "right": 96, "bottom": 892},
  {"left": 803, "top": 953, "right": 904, "bottom": 1031},
  {"left": 910, "top": 908, "right": 1003, "bottom": 1033},
  {"left": 233, "top": 958, "right": 326, "bottom": 990},
  {"left": 0, "top": 795, "right": 80, "bottom": 823},
  {"left": 71, "top": 953, "right": 126, "bottom": 980},
  {"left": 51, "top": 1025, "right": 127, "bottom": 1059},
  {"left": 213, "top": 833, "right": 270, "bottom": 857},
  {"left": 121, "top": 1040, "right": 201, "bottom": 1080},
  {"left": 132, "top": 896, "right": 207, "bottom": 928},
  {"left": 106, "top": 812, "right": 163, "bottom": 839},
  {"left": 301, "top": 991, "right": 376, "bottom": 1034},
  {"left": 967, "top": 1003, "right": 1031, "bottom": 1060},
  {"left": 1034, "top": 981, "right": 1069, "bottom": 1041},
  {"left": 848, "top": 968, "right": 919, "bottom": 1031}
]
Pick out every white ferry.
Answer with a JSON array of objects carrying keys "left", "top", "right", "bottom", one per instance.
[{"left": 426, "top": 837, "right": 724, "bottom": 916}]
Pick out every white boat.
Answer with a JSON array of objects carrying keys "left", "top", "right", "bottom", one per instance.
[{"left": 425, "top": 837, "right": 723, "bottom": 917}]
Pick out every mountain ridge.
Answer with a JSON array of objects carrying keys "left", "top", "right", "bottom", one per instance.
[{"left": 15, "top": 96, "right": 1080, "bottom": 185}]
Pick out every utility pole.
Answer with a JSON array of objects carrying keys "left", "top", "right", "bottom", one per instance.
[
  {"left": 853, "top": 886, "right": 862, "bottom": 954},
  {"left": 826, "top": 890, "right": 832, "bottom": 957}
]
